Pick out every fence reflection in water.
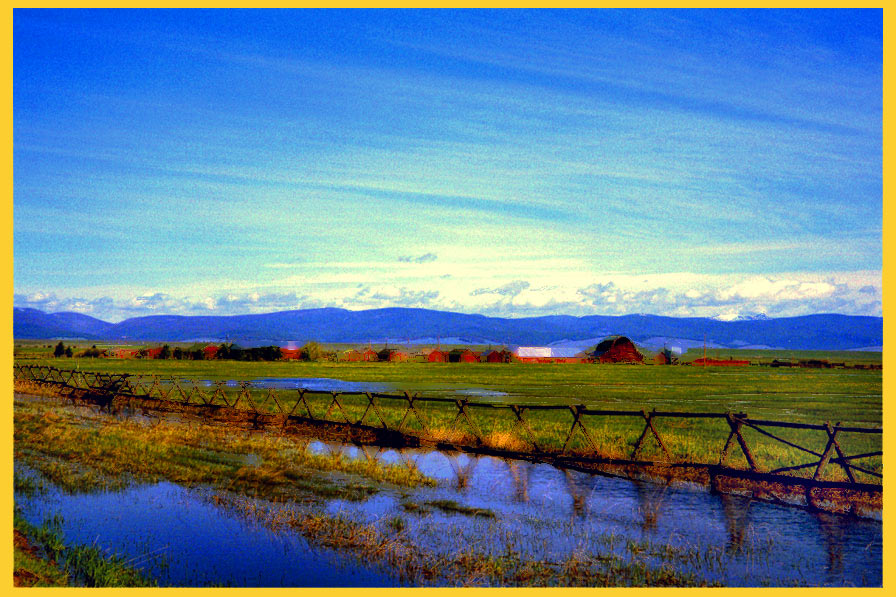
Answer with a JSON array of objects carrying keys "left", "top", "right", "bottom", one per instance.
[{"left": 308, "top": 438, "right": 880, "bottom": 587}]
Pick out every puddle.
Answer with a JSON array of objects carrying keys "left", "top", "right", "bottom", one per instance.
[
  {"left": 193, "top": 378, "right": 395, "bottom": 393},
  {"left": 249, "top": 377, "right": 394, "bottom": 393},
  {"left": 193, "top": 378, "right": 509, "bottom": 399}
]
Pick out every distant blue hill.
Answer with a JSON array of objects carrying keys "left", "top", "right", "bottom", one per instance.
[
  {"left": 14, "top": 308, "right": 114, "bottom": 340},
  {"left": 12, "top": 307, "right": 883, "bottom": 351}
]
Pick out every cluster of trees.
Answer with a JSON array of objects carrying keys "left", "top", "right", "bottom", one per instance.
[
  {"left": 51, "top": 341, "right": 332, "bottom": 362},
  {"left": 53, "top": 341, "right": 73, "bottom": 358},
  {"left": 297, "top": 341, "right": 333, "bottom": 361},
  {"left": 146, "top": 343, "right": 286, "bottom": 361},
  {"left": 53, "top": 343, "right": 107, "bottom": 358},
  {"left": 215, "top": 344, "right": 283, "bottom": 361}
]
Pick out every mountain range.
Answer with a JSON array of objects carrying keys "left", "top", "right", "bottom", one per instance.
[{"left": 13, "top": 307, "right": 883, "bottom": 351}]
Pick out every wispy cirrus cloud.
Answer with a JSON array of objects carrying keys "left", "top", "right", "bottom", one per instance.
[
  {"left": 398, "top": 252, "right": 438, "bottom": 264},
  {"left": 13, "top": 10, "right": 880, "bottom": 323}
]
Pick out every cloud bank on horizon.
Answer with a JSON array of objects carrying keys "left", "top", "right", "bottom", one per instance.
[{"left": 13, "top": 9, "right": 881, "bottom": 323}]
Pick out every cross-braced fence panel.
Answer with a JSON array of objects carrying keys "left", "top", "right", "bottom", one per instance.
[{"left": 13, "top": 366, "right": 882, "bottom": 488}]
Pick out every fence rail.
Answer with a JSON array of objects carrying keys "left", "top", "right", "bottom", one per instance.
[{"left": 14, "top": 365, "right": 882, "bottom": 499}]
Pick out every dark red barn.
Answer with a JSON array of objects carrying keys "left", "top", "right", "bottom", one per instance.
[
  {"left": 590, "top": 336, "right": 644, "bottom": 364},
  {"left": 427, "top": 349, "right": 448, "bottom": 363}
]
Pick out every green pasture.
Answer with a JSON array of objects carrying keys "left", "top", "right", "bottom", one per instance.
[
  {"left": 679, "top": 347, "right": 882, "bottom": 366},
  {"left": 17, "top": 357, "right": 881, "bottom": 424}
]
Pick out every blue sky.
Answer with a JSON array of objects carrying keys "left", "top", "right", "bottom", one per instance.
[{"left": 14, "top": 8, "right": 882, "bottom": 322}]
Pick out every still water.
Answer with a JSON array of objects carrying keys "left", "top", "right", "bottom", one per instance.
[
  {"left": 196, "top": 377, "right": 508, "bottom": 398},
  {"left": 15, "top": 441, "right": 881, "bottom": 587},
  {"left": 315, "top": 442, "right": 882, "bottom": 587},
  {"left": 15, "top": 477, "right": 396, "bottom": 587}
]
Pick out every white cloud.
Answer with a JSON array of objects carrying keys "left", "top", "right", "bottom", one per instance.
[{"left": 14, "top": 268, "right": 881, "bottom": 322}]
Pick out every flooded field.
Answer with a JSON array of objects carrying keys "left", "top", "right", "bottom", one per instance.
[{"left": 13, "top": 391, "right": 882, "bottom": 587}]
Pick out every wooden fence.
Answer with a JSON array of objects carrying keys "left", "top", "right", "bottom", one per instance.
[{"left": 13, "top": 365, "right": 882, "bottom": 508}]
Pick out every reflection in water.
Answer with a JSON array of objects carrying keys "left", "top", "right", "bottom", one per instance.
[
  {"left": 507, "top": 460, "right": 530, "bottom": 503},
  {"left": 816, "top": 512, "right": 847, "bottom": 583},
  {"left": 316, "top": 439, "right": 881, "bottom": 587},
  {"left": 564, "top": 470, "right": 588, "bottom": 520},
  {"left": 633, "top": 479, "right": 670, "bottom": 531},
  {"left": 445, "top": 453, "right": 476, "bottom": 490},
  {"left": 720, "top": 494, "right": 753, "bottom": 554}
]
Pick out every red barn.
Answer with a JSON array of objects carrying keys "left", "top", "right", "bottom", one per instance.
[
  {"left": 448, "top": 348, "right": 479, "bottom": 363},
  {"left": 361, "top": 348, "right": 379, "bottom": 362},
  {"left": 203, "top": 345, "right": 219, "bottom": 359},
  {"left": 378, "top": 348, "right": 409, "bottom": 362},
  {"left": 280, "top": 348, "right": 303, "bottom": 361},
  {"left": 590, "top": 337, "right": 644, "bottom": 364},
  {"left": 427, "top": 349, "right": 448, "bottom": 363},
  {"left": 481, "top": 349, "right": 512, "bottom": 363}
]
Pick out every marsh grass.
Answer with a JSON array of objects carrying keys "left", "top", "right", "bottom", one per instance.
[
  {"left": 13, "top": 510, "right": 156, "bottom": 587},
  {"left": 210, "top": 493, "right": 722, "bottom": 587},
  {"left": 425, "top": 499, "right": 497, "bottom": 519},
  {"left": 14, "top": 396, "right": 436, "bottom": 498}
]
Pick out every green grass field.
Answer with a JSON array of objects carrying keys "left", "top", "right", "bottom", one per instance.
[
  {"left": 15, "top": 356, "right": 882, "bottom": 483},
  {"left": 16, "top": 357, "right": 881, "bottom": 423},
  {"left": 678, "top": 347, "right": 882, "bottom": 366}
]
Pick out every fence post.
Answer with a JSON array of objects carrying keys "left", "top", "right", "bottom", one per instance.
[
  {"left": 720, "top": 412, "right": 758, "bottom": 471},
  {"left": 631, "top": 409, "right": 672, "bottom": 462},
  {"left": 561, "top": 405, "right": 598, "bottom": 455}
]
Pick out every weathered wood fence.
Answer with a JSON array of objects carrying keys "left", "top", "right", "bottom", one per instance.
[{"left": 14, "top": 365, "right": 882, "bottom": 509}]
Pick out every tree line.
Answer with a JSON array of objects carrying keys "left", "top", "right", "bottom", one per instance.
[{"left": 50, "top": 341, "right": 331, "bottom": 361}]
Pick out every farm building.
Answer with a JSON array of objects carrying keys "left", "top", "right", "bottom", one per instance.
[
  {"left": 770, "top": 359, "right": 795, "bottom": 367},
  {"left": 800, "top": 359, "right": 833, "bottom": 368},
  {"left": 280, "top": 347, "right": 302, "bottom": 360},
  {"left": 340, "top": 349, "right": 363, "bottom": 362},
  {"left": 590, "top": 337, "right": 644, "bottom": 364},
  {"left": 653, "top": 347, "right": 677, "bottom": 365},
  {"left": 203, "top": 345, "right": 220, "bottom": 359},
  {"left": 448, "top": 348, "right": 479, "bottom": 363},
  {"left": 481, "top": 349, "right": 512, "bottom": 363},
  {"left": 378, "top": 348, "right": 410, "bottom": 362},
  {"left": 427, "top": 349, "right": 448, "bottom": 363},
  {"left": 361, "top": 348, "right": 379, "bottom": 362},
  {"left": 143, "top": 346, "right": 164, "bottom": 359},
  {"left": 692, "top": 357, "right": 750, "bottom": 367},
  {"left": 515, "top": 347, "right": 588, "bottom": 364}
]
